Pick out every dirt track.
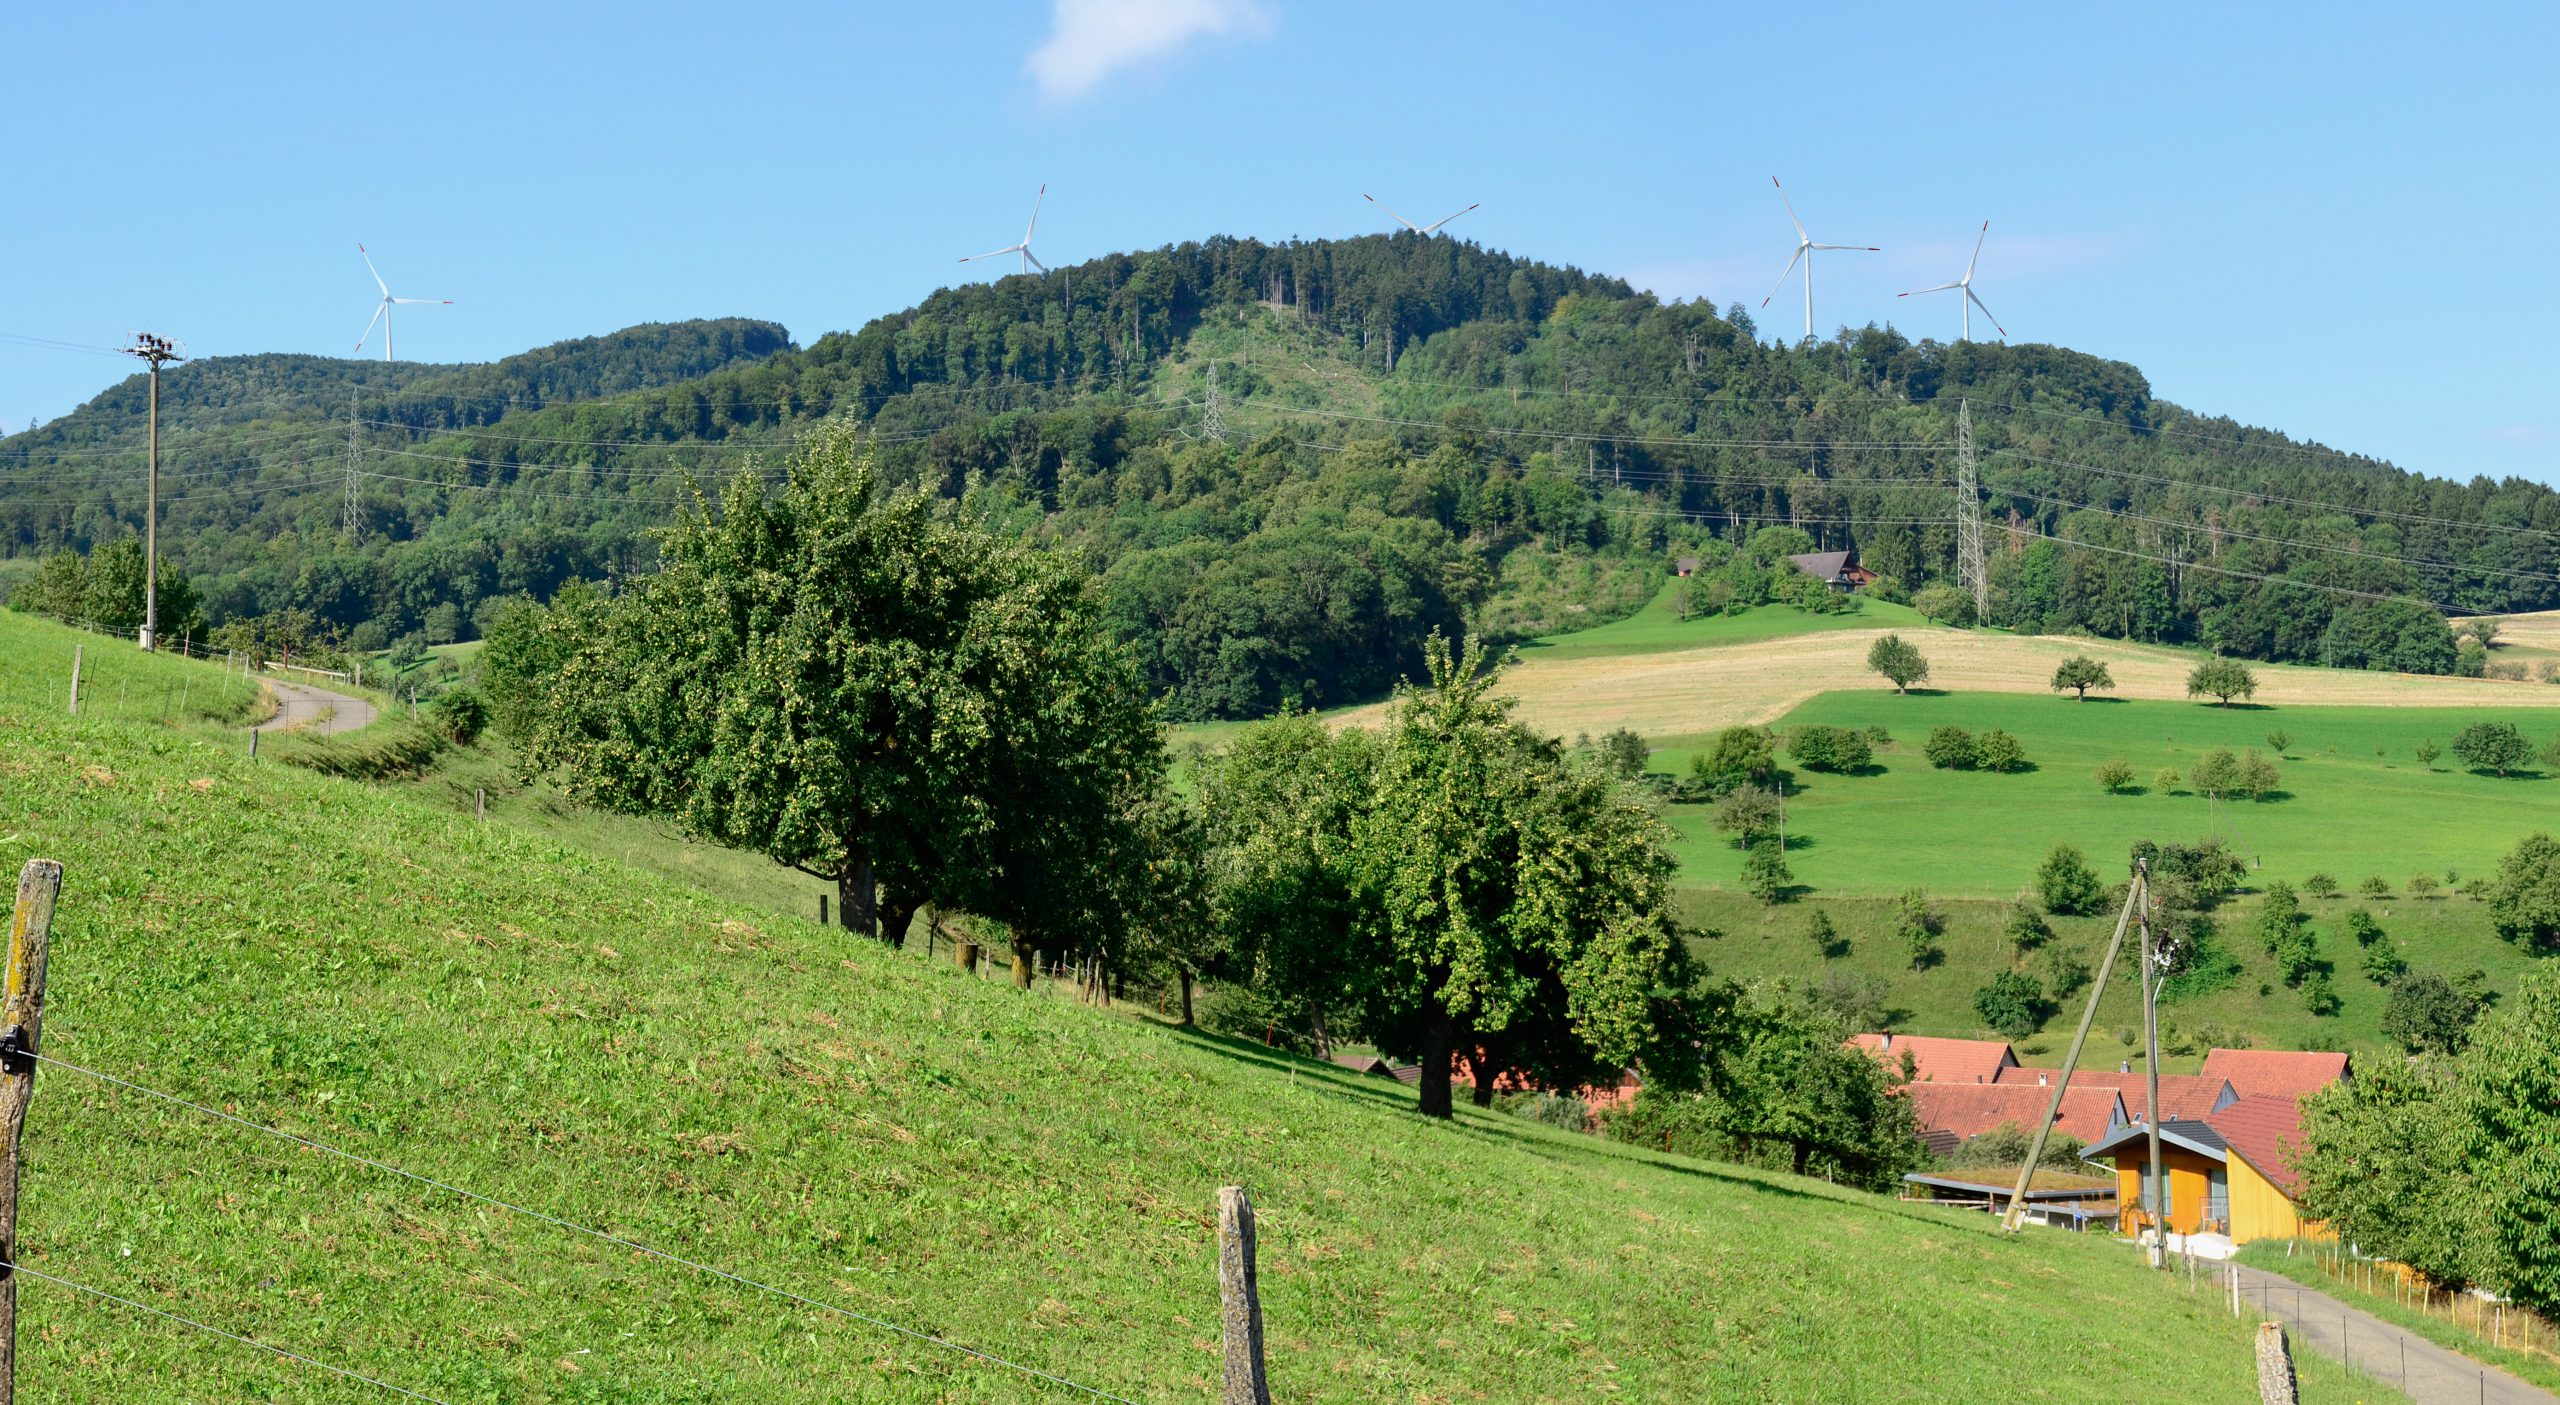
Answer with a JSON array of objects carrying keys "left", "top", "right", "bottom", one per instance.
[{"left": 256, "top": 676, "right": 378, "bottom": 735}]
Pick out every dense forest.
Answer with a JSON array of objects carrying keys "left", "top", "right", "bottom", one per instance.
[{"left": 7, "top": 235, "right": 2557, "bottom": 717}]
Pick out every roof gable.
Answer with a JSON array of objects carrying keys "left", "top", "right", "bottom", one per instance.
[
  {"left": 2207, "top": 1094, "right": 2312, "bottom": 1199},
  {"left": 2199, "top": 1048, "right": 2350, "bottom": 1100},
  {"left": 1905, "top": 1083, "right": 2127, "bottom": 1146},
  {"left": 1994, "top": 1068, "right": 2237, "bottom": 1120},
  {"left": 1848, "top": 1033, "right": 2019, "bottom": 1086}
]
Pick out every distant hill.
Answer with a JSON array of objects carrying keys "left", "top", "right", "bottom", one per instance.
[{"left": 6, "top": 236, "right": 2556, "bottom": 717}]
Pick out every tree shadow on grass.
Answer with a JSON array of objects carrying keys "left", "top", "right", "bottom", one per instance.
[
  {"left": 2198, "top": 700, "right": 2276, "bottom": 711},
  {"left": 2250, "top": 790, "right": 2297, "bottom": 804},
  {"left": 1896, "top": 687, "right": 1953, "bottom": 698},
  {"left": 2064, "top": 695, "right": 2132, "bottom": 704}
]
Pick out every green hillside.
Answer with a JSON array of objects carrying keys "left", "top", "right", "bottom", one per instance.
[
  {"left": 0, "top": 615, "right": 2394, "bottom": 1403},
  {"left": 9, "top": 233, "right": 2559, "bottom": 721}
]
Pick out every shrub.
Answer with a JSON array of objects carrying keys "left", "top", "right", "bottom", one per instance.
[
  {"left": 2342, "top": 908, "right": 2384, "bottom": 946},
  {"left": 1939, "top": 1121, "right": 2086, "bottom": 1171},
  {"left": 1806, "top": 910, "right": 1843, "bottom": 956},
  {"left": 1860, "top": 725, "right": 1893, "bottom": 748},
  {"left": 2379, "top": 971, "right": 2480, "bottom": 1055},
  {"left": 2300, "top": 971, "right": 2342, "bottom": 1018},
  {"left": 2487, "top": 832, "right": 2560, "bottom": 951},
  {"left": 2359, "top": 939, "right": 2408, "bottom": 987},
  {"left": 2004, "top": 899, "right": 2052, "bottom": 953},
  {"left": 1807, "top": 971, "right": 1890, "bottom": 1032},
  {"left": 2037, "top": 844, "right": 2105, "bottom": 916},
  {"left": 1497, "top": 1091, "right": 1592, "bottom": 1131},
  {"left": 1743, "top": 841, "right": 1794, "bottom": 904},
  {"left": 1595, "top": 727, "right": 1650, "bottom": 779},
  {"left": 2094, "top": 759, "right": 2136, "bottom": 793},
  {"left": 1710, "top": 786, "right": 1783, "bottom": 848},
  {"left": 1912, "top": 584, "right": 1976, "bottom": 627},
  {"left": 2452, "top": 720, "right": 2535, "bottom": 776},
  {"left": 2154, "top": 766, "right": 2183, "bottom": 794},
  {"left": 1787, "top": 724, "right": 1873, "bottom": 774},
  {"left": 1972, "top": 972, "right": 2049, "bottom": 1040},
  {"left": 1896, "top": 889, "right": 1942, "bottom": 969},
  {"left": 2406, "top": 873, "right": 2440, "bottom": 897},
  {"left": 426, "top": 687, "right": 489, "bottom": 744},
  {"left": 1693, "top": 725, "right": 1779, "bottom": 794},
  {"left": 2266, "top": 729, "right": 2292, "bottom": 754},
  {"left": 2157, "top": 921, "right": 2244, "bottom": 1002},
  {"left": 1923, "top": 725, "right": 1977, "bottom": 770},
  {"left": 2038, "top": 943, "right": 2093, "bottom": 1001},
  {"left": 2302, "top": 873, "right": 2339, "bottom": 899},
  {"left": 1972, "top": 729, "right": 2026, "bottom": 773},
  {"left": 2455, "top": 639, "right": 2488, "bottom": 677},
  {"left": 2415, "top": 739, "right": 2442, "bottom": 768},
  {"left": 2359, "top": 875, "right": 2392, "bottom": 898}
]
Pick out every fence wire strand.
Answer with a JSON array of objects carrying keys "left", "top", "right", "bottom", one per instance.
[
  {"left": 31, "top": 1051, "right": 1144, "bottom": 1404},
  {"left": 6, "top": 1258, "right": 455, "bottom": 1403}
]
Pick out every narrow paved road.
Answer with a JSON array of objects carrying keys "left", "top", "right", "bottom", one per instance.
[
  {"left": 2224, "top": 1262, "right": 2558, "bottom": 1405},
  {"left": 255, "top": 676, "right": 378, "bottom": 735}
]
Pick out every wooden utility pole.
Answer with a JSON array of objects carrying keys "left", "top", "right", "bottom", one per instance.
[
  {"left": 1216, "top": 1186, "right": 1271, "bottom": 1405},
  {"left": 2003, "top": 865, "right": 2147, "bottom": 1231},
  {"left": 1, "top": 858, "right": 63, "bottom": 1405},
  {"left": 120, "top": 335, "right": 185, "bottom": 651},
  {"left": 2139, "top": 859, "right": 2165, "bottom": 1268}
]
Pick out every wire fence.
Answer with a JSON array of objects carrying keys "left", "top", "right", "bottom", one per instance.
[{"left": 2216, "top": 1261, "right": 2557, "bottom": 1405}]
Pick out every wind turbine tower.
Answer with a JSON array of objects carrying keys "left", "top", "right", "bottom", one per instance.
[
  {"left": 1760, "top": 178, "right": 1879, "bottom": 343},
  {"left": 1364, "top": 193, "right": 1478, "bottom": 235},
  {"left": 960, "top": 185, "right": 1049, "bottom": 276},
  {"left": 1899, "top": 222, "right": 2007, "bottom": 341},
  {"left": 353, "top": 245, "right": 453, "bottom": 363}
]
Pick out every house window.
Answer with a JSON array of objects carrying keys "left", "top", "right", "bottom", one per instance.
[
  {"left": 2207, "top": 1169, "right": 2230, "bottom": 1229},
  {"left": 2136, "top": 1167, "right": 2167, "bottom": 1223}
]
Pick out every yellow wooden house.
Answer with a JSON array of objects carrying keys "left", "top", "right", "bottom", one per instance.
[{"left": 2079, "top": 1094, "right": 2327, "bottom": 1245}]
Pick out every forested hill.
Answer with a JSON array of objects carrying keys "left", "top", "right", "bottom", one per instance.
[{"left": 6, "top": 234, "right": 2557, "bottom": 717}]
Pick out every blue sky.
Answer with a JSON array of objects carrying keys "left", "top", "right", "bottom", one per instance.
[{"left": 4, "top": 2, "right": 2554, "bottom": 483}]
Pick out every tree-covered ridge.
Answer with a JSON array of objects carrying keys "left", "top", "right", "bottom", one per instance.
[{"left": 6, "top": 231, "right": 2559, "bottom": 716}]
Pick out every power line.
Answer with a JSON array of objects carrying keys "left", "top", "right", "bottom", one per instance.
[
  {"left": 8, "top": 1258, "right": 452, "bottom": 1403},
  {"left": 2007, "top": 487, "right": 2560, "bottom": 588},
  {"left": 1992, "top": 447, "right": 2560, "bottom": 544}
]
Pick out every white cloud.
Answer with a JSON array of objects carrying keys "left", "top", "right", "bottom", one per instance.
[{"left": 1025, "top": 0, "right": 1270, "bottom": 103}]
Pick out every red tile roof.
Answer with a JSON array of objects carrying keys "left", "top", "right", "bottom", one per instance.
[
  {"left": 1848, "top": 1033, "right": 2019, "bottom": 1086},
  {"left": 2207, "top": 1094, "right": 2312, "bottom": 1199},
  {"left": 2199, "top": 1049, "right": 2350, "bottom": 1100},
  {"left": 1905, "top": 1082, "right": 2127, "bottom": 1147},
  {"left": 1994, "top": 1068, "right": 2235, "bottom": 1121}
]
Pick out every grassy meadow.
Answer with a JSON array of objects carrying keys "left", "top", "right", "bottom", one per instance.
[{"left": 0, "top": 610, "right": 2400, "bottom": 1402}]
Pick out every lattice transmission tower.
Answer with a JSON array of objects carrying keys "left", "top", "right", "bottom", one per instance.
[{"left": 1956, "top": 398, "right": 1987, "bottom": 620}]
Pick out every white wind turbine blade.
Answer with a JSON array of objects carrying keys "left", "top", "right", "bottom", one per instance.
[
  {"left": 1418, "top": 202, "right": 1479, "bottom": 234},
  {"left": 1965, "top": 220, "right": 1990, "bottom": 282},
  {"left": 1898, "top": 282, "right": 1961, "bottom": 298},
  {"left": 1771, "top": 177, "right": 1808, "bottom": 243},
  {"left": 354, "top": 299, "right": 388, "bottom": 354},
  {"left": 1364, "top": 194, "right": 1422, "bottom": 233},
  {"left": 391, "top": 297, "right": 453, "bottom": 305},
  {"left": 1024, "top": 183, "right": 1046, "bottom": 242},
  {"left": 1966, "top": 287, "right": 2008, "bottom": 338},
  {"left": 960, "top": 243, "right": 1026, "bottom": 263},
  {"left": 1023, "top": 248, "right": 1049, "bottom": 275},
  {"left": 1760, "top": 246, "right": 1807, "bottom": 308},
  {"left": 1812, "top": 243, "right": 1881, "bottom": 253},
  {"left": 357, "top": 244, "right": 389, "bottom": 297}
]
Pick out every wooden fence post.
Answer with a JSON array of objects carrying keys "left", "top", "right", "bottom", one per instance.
[
  {"left": 956, "top": 941, "right": 980, "bottom": 974},
  {"left": 1217, "top": 1186, "right": 1271, "bottom": 1405},
  {"left": 2254, "top": 1320, "right": 2296, "bottom": 1405},
  {"left": 247, "top": 726, "right": 259, "bottom": 760},
  {"left": 475, "top": 788, "right": 486, "bottom": 821},
  {"left": 64, "top": 647, "right": 80, "bottom": 717},
  {"left": 818, "top": 894, "right": 829, "bottom": 928},
  {"left": 1, "top": 859, "right": 63, "bottom": 1405}
]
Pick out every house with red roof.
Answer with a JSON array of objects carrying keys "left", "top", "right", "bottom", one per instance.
[
  {"left": 2080, "top": 1090, "right": 2327, "bottom": 1245},
  {"left": 1847, "top": 1032, "right": 2018, "bottom": 1086},
  {"left": 1905, "top": 1082, "right": 2129, "bottom": 1158},
  {"left": 1994, "top": 1067, "right": 2238, "bottom": 1122},
  {"left": 2198, "top": 1048, "right": 2350, "bottom": 1100}
]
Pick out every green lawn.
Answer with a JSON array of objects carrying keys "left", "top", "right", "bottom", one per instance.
[
  {"left": 1513, "top": 580, "right": 1930, "bottom": 662},
  {"left": 0, "top": 610, "right": 2396, "bottom": 1402}
]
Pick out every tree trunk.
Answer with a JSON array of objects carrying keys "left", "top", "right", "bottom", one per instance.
[
  {"left": 836, "top": 851, "right": 878, "bottom": 939},
  {"left": 1417, "top": 1012, "right": 1456, "bottom": 1120},
  {"left": 878, "top": 893, "right": 921, "bottom": 949},
  {"left": 1472, "top": 1056, "right": 1498, "bottom": 1109},
  {"left": 1791, "top": 1139, "right": 1812, "bottom": 1177},
  {"left": 1178, "top": 971, "right": 1195, "bottom": 1026},
  {"left": 1011, "top": 944, "right": 1035, "bottom": 990}
]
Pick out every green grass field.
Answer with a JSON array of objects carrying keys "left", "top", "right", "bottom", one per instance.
[
  {"left": 0, "top": 610, "right": 2397, "bottom": 1402},
  {"left": 1512, "top": 581, "right": 1931, "bottom": 662}
]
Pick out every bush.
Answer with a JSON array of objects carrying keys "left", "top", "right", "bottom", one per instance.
[
  {"left": 2487, "top": 832, "right": 2560, "bottom": 951},
  {"left": 2300, "top": 971, "right": 2342, "bottom": 1018},
  {"left": 2415, "top": 739, "right": 2442, "bottom": 768},
  {"left": 1595, "top": 727, "right": 1650, "bottom": 779},
  {"left": 1711, "top": 786, "right": 1783, "bottom": 848},
  {"left": 2155, "top": 766, "right": 2183, "bottom": 794},
  {"left": 2359, "top": 939, "right": 2407, "bottom": 987},
  {"left": 2406, "top": 872, "right": 2439, "bottom": 897},
  {"left": 1972, "top": 972, "right": 2049, "bottom": 1040},
  {"left": 427, "top": 687, "right": 489, "bottom": 745},
  {"left": 1972, "top": 729, "right": 2027, "bottom": 773},
  {"left": 2342, "top": 908, "right": 2384, "bottom": 946},
  {"left": 2379, "top": 971, "right": 2481, "bottom": 1055},
  {"left": 1496, "top": 1091, "right": 1592, "bottom": 1131},
  {"left": 2038, "top": 943, "right": 2093, "bottom": 1001},
  {"left": 1806, "top": 910, "right": 1844, "bottom": 956},
  {"left": 1896, "top": 888, "right": 1942, "bottom": 969},
  {"left": 2302, "top": 873, "right": 2339, "bottom": 899},
  {"left": 2266, "top": 729, "right": 2292, "bottom": 754},
  {"left": 1743, "top": 841, "right": 1794, "bottom": 904},
  {"left": 2037, "top": 844, "right": 2105, "bottom": 916},
  {"left": 2094, "top": 759, "right": 2136, "bottom": 793},
  {"left": 1860, "top": 725, "right": 1893, "bottom": 748},
  {"left": 2360, "top": 875, "right": 2392, "bottom": 898},
  {"left": 1912, "top": 584, "right": 1976, "bottom": 627},
  {"left": 2004, "top": 899, "right": 2051, "bottom": 953},
  {"left": 1923, "top": 725, "right": 1977, "bottom": 770},
  {"left": 1693, "top": 725, "right": 1779, "bottom": 794},
  {"left": 1787, "top": 724, "right": 1873, "bottom": 774},
  {"left": 1940, "top": 1121, "right": 2085, "bottom": 1171}
]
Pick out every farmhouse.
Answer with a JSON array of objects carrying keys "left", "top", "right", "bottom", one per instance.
[
  {"left": 2198, "top": 1048, "right": 2350, "bottom": 1100},
  {"left": 1673, "top": 556, "right": 1701, "bottom": 577},
  {"left": 1787, "top": 550, "right": 1877, "bottom": 591},
  {"left": 2080, "top": 1093, "right": 2326, "bottom": 1245},
  {"left": 1994, "top": 1066, "right": 2239, "bottom": 1122},
  {"left": 1905, "top": 1082, "right": 2129, "bottom": 1158},
  {"left": 1848, "top": 1032, "right": 2018, "bottom": 1085}
]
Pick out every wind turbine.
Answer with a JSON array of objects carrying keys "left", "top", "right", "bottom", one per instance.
[
  {"left": 352, "top": 245, "right": 452, "bottom": 363},
  {"left": 1899, "top": 221, "right": 2007, "bottom": 341},
  {"left": 1365, "top": 193, "right": 1478, "bottom": 235},
  {"left": 1760, "top": 178, "right": 1879, "bottom": 343},
  {"left": 960, "top": 184, "right": 1049, "bottom": 276}
]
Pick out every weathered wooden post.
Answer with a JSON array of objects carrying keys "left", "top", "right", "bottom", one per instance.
[
  {"left": 818, "top": 894, "right": 829, "bottom": 928},
  {"left": 1217, "top": 1186, "right": 1270, "bottom": 1405},
  {"left": 0, "top": 859, "right": 63, "bottom": 1405},
  {"left": 64, "top": 647, "right": 80, "bottom": 717},
  {"left": 955, "top": 940, "right": 980, "bottom": 974}
]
